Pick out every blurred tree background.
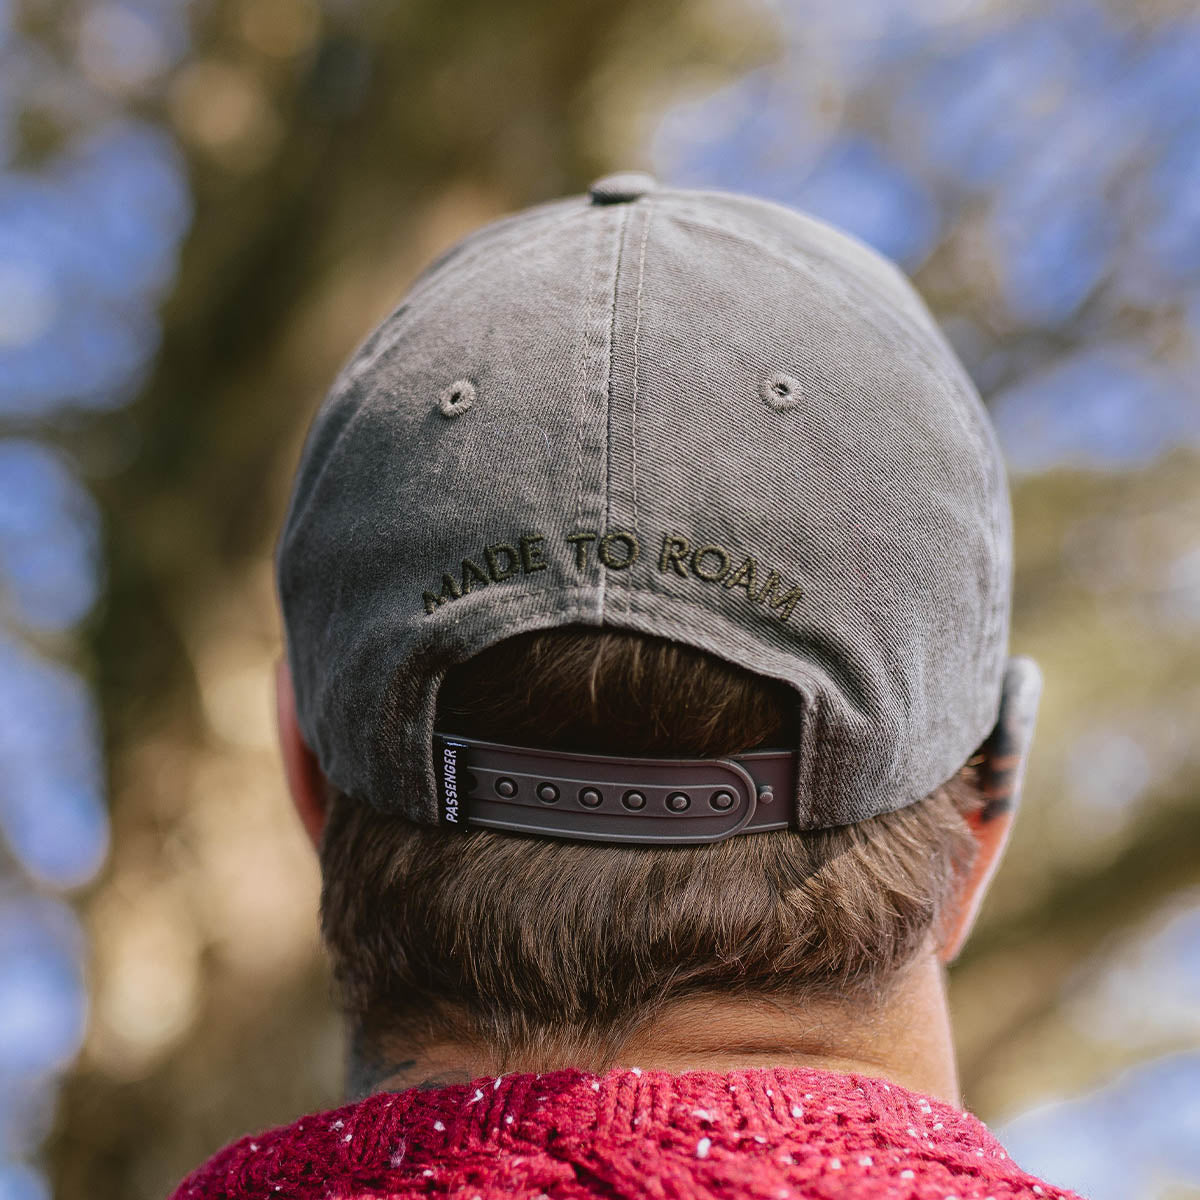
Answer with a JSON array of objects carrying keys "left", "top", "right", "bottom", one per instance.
[{"left": 0, "top": 0, "right": 1197, "bottom": 1198}]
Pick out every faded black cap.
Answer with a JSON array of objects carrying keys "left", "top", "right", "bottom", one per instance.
[{"left": 277, "top": 172, "right": 1013, "bottom": 831}]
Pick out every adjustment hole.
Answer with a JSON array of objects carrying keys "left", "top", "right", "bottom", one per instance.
[
  {"left": 437, "top": 378, "right": 476, "bottom": 418},
  {"left": 537, "top": 782, "right": 560, "bottom": 804},
  {"left": 622, "top": 790, "right": 646, "bottom": 810},
  {"left": 759, "top": 371, "right": 802, "bottom": 413},
  {"left": 579, "top": 787, "right": 603, "bottom": 808},
  {"left": 666, "top": 792, "right": 691, "bottom": 812},
  {"left": 710, "top": 790, "right": 736, "bottom": 811},
  {"left": 494, "top": 777, "right": 517, "bottom": 798}
]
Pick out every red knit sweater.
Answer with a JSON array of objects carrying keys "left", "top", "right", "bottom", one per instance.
[{"left": 170, "top": 1065, "right": 1083, "bottom": 1199}]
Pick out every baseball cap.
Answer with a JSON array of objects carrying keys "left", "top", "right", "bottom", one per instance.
[{"left": 276, "top": 169, "right": 1015, "bottom": 844}]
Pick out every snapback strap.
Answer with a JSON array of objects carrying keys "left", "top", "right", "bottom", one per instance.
[{"left": 432, "top": 732, "right": 795, "bottom": 845}]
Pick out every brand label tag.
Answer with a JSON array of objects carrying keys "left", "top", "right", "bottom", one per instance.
[{"left": 433, "top": 734, "right": 470, "bottom": 829}]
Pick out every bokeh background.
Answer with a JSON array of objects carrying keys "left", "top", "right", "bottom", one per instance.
[{"left": 2, "top": 0, "right": 1199, "bottom": 1196}]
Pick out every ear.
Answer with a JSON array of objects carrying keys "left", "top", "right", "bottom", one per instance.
[
  {"left": 939, "top": 657, "right": 1043, "bottom": 963},
  {"left": 275, "top": 655, "right": 330, "bottom": 850}
]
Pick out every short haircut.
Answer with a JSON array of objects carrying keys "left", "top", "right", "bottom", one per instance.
[{"left": 319, "top": 628, "right": 983, "bottom": 1064}]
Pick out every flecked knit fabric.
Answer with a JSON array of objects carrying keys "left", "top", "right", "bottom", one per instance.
[{"left": 170, "top": 1065, "right": 1083, "bottom": 1200}]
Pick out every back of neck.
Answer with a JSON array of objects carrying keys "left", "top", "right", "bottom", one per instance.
[{"left": 348, "top": 951, "right": 960, "bottom": 1107}]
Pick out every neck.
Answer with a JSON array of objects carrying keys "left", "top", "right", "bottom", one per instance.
[{"left": 347, "top": 952, "right": 960, "bottom": 1107}]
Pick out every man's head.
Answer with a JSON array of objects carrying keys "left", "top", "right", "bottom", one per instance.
[{"left": 272, "top": 171, "right": 1040, "bottom": 1099}]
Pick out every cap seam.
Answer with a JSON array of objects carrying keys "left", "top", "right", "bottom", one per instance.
[
  {"left": 628, "top": 200, "right": 654, "bottom": 615},
  {"left": 277, "top": 381, "right": 376, "bottom": 586},
  {"left": 603, "top": 204, "right": 632, "bottom": 624},
  {"left": 577, "top": 209, "right": 609, "bottom": 536}
]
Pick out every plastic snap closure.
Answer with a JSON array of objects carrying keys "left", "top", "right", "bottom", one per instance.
[
  {"left": 710, "top": 790, "right": 736, "bottom": 811},
  {"left": 666, "top": 792, "right": 691, "bottom": 812},
  {"left": 588, "top": 171, "right": 657, "bottom": 204},
  {"left": 495, "top": 777, "right": 517, "bottom": 798},
  {"left": 537, "top": 782, "right": 560, "bottom": 804},
  {"left": 579, "top": 787, "right": 603, "bottom": 808},
  {"left": 622, "top": 790, "right": 647, "bottom": 810}
]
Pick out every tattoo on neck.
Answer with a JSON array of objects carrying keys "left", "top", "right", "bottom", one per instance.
[
  {"left": 345, "top": 1024, "right": 412, "bottom": 1099},
  {"left": 414, "top": 1070, "right": 473, "bottom": 1090},
  {"left": 345, "top": 1027, "right": 475, "bottom": 1098}
]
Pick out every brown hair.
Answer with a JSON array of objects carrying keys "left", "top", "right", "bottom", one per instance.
[{"left": 319, "top": 627, "right": 982, "bottom": 1063}]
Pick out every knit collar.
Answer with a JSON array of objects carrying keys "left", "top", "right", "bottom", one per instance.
[{"left": 171, "top": 1064, "right": 1082, "bottom": 1199}]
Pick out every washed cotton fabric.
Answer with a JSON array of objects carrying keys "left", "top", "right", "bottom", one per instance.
[
  {"left": 170, "top": 1065, "right": 1081, "bottom": 1199},
  {"left": 277, "top": 175, "right": 1012, "bottom": 835}
]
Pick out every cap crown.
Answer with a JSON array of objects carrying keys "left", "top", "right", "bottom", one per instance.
[{"left": 278, "top": 177, "right": 1012, "bottom": 827}]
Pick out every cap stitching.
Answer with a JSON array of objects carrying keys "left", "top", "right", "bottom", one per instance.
[
  {"left": 436, "top": 378, "right": 476, "bottom": 418},
  {"left": 760, "top": 371, "right": 802, "bottom": 412},
  {"left": 628, "top": 202, "right": 653, "bottom": 614},
  {"left": 577, "top": 212, "right": 608, "bottom": 535},
  {"left": 603, "top": 205, "right": 632, "bottom": 622}
]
